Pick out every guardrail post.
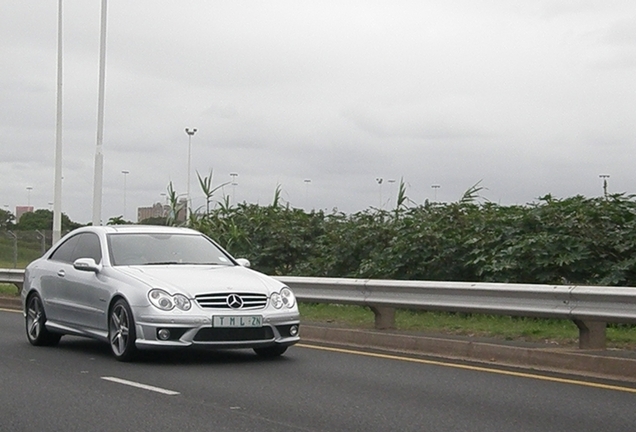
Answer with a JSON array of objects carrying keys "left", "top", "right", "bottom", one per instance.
[
  {"left": 369, "top": 306, "right": 396, "bottom": 330},
  {"left": 573, "top": 320, "right": 606, "bottom": 350}
]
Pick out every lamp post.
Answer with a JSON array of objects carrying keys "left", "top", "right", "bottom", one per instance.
[
  {"left": 185, "top": 128, "right": 197, "bottom": 213},
  {"left": 304, "top": 179, "right": 311, "bottom": 208},
  {"left": 230, "top": 172, "right": 238, "bottom": 204},
  {"left": 376, "top": 178, "right": 383, "bottom": 208},
  {"left": 599, "top": 174, "right": 610, "bottom": 198},
  {"left": 26, "top": 187, "right": 33, "bottom": 206},
  {"left": 387, "top": 179, "right": 396, "bottom": 208},
  {"left": 121, "top": 170, "right": 129, "bottom": 219},
  {"left": 53, "top": 0, "right": 63, "bottom": 243},
  {"left": 91, "top": 0, "right": 108, "bottom": 226},
  {"left": 431, "top": 184, "right": 440, "bottom": 201}
]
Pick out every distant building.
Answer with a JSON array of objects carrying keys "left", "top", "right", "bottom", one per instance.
[
  {"left": 137, "top": 198, "right": 187, "bottom": 223},
  {"left": 137, "top": 203, "right": 170, "bottom": 223},
  {"left": 15, "top": 206, "right": 33, "bottom": 222}
]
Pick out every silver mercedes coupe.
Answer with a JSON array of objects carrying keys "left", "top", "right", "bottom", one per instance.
[{"left": 21, "top": 225, "right": 300, "bottom": 361}]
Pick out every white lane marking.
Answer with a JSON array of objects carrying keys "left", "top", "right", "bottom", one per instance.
[{"left": 101, "top": 376, "right": 180, "bottom": 395}]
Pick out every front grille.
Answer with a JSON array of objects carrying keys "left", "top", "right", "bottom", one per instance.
[
  {"left": 195, "top": 292, "right": 268, "bottom": 310},
  {"left": 193, "top": 327, "right": 274, "bottom": 342}
]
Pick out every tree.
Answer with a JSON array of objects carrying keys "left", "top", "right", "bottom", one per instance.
[
  {"left": 16, "top": 209, "right": 82, "bottom": 231},
  {"left": 139, "top": 216, "right": 167, "bottom": 226},
  {"left": 0, "top": 208, "right": 15, "bottom": 229},
  {"left": 107, "top": 216, "right": 133, "bottom": 225}
]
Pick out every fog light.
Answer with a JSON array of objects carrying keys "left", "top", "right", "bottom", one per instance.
[
  {"left": 289, "top": 325, "right": 299, "bottom": 337},
  {"left": 158, "top": 329, "right": 171, "bottom": 340}
]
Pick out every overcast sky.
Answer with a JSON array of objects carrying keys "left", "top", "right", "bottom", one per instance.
[{"left": 2, "top": 1, "right": 636, "bottom": 224}]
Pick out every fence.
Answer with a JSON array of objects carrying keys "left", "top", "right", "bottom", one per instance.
[{"left": 0, "top": 230, "right": 64, "bottom": 269}]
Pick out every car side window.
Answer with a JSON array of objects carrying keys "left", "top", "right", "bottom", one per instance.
[
  {"left": 49, "top": 233, "right": 102, "bottom": 264},
  {"left": 72, "top": 233, "right": 102, "bottom": 264},
  {"left": 49, "top": 235, "right": 81, "bottom": 264}
]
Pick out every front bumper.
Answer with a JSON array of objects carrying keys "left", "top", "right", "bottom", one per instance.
[{"left": 134, "top": 312, "right": 300, "bottom": 349}]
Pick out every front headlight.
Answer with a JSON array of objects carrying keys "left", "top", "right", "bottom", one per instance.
[
  {"left": 149, "top": 289, "right": 192, "bottom": 311},
  {"left": 271, "top": 287, "right": 296, "bottom": 309}
]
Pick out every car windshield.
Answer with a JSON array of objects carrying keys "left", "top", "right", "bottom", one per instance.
[{"left": 108, "top": 233, "right": 234, "bottom": 266}]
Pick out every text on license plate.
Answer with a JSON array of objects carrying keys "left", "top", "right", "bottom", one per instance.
[{"left": 213, "top": 315, "right": 262, "bottom": 328}]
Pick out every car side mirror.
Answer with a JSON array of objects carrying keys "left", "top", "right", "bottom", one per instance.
[
  {"left": 73, "top": 258, "right": 102, "bottom": 273},
  {"left": 235, "top": 258, "right": 251, "bottom": 268}
]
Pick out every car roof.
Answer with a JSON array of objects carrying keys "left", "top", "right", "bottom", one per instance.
[{"left": 71, "top": 225, "right": 201, "bottom": 235}]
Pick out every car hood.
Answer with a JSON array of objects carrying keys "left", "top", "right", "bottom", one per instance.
[{"left": 115, "top": 265, "right": 284, "bottom": 296}]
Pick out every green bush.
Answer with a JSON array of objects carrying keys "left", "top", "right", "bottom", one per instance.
[{"left": 168, "top": 181, "right": 636, "bottom": 287}]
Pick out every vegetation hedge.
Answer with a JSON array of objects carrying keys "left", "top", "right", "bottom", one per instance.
[
  {"left": 5, "top": 176, "right": 636, "bottom": 287},
  {"left": 179, "top": 185, "right": 636, "bottom": 286}
]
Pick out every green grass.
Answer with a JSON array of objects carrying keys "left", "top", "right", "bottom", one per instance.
[
  {"left": 0, "top": 261, "right": 29, "bottom": 269},
  {"left": 0, "top": 283, "right": 20, "bottom": 296},
  {"left": 299, "top": 303, "right": 636, "bottom": 350}
]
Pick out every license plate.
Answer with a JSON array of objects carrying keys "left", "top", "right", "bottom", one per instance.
[{"left": 213, "top": 315, "right": 262, "bottom": 328}]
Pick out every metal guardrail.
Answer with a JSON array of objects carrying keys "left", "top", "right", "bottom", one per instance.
[
  {"left": 277, "top": 276, "right": 636, "bottom": 350},
  {"left": 276, "top": 277, "right": 636, "bottom": 323},
  {"left": 0, "top": 269, "right": 25, "bottom": 292},
  {"left": 2, "top": 269, "right": 635, "bottom": 349}
]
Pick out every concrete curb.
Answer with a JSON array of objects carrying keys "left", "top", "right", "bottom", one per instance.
[
  {"left": 0, "top": 297, "right": 21, "bottom": 311},
  {"left": 301, "top": 324, "right": 636, "bottom": 384}
]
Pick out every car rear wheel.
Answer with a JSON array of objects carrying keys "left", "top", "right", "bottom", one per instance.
[
  {"left": 25, "top": 293, "right": 61, "bottom": 346},
  {"left": 254, "top": 345, "right": 288, "bottom": 358},
  {"left": 109, "top": 299, "right": 138, "bottom": 362}
]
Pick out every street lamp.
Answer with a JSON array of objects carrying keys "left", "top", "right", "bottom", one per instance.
[
  {"left": 121, "top": 170, "right": 129, "bottom": 219},
  {"left": 387, "top": 179, "right": 396, "bottom": 208},
  {"left": 185, "top": 128, "right": 197, "bottom": 212},
  {"left": 26, "top": 187, "right": 33, "bottom": 206},
  {"left": 304, "top": 179, "right": 311, "bottom": 208},
  {"left": 431, "top": 184, "right": 440, "bottom": 201},
  {"left": 599, "top": 174, "right": 610, "bottom": 198},
  {"left": 376, "top": 178, "right": 383, "bottom": 208},
  {"left": 91, "top": 0, "right": 108, "bottom": 227},
  {"left": 230, "top": 172, "right": 238, "bottom": 203}
]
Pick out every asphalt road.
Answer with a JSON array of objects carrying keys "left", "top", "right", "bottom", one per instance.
[{"left": 1, "top": 309, "right": 635, "bottom": 432}]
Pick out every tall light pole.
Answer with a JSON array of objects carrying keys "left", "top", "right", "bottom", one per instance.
[
  {"left": 26, "top": 187, "right": 33, "bottom": 206},
  {"left": 185, "top": 128, "right": 197, "bottom": 213},
  {"left": 121, "top": 170, "right": 129, "bottom": 219},
  {"left": 230, "top": 172, "right": 238, "bottom": 204},
  {"left": 52, "top": 0, "right": 63, "bottom": 243},
  {"left": 376, "top": 178, "right": 383, "bottom": 208},
  {"left": 432, "top": 184, "right": 440, "bottom": 201},
  {"left": 92, "top": 0, "right": 108, "bottom": 226},
  {"left": 387, "top": 179, "right": 396, "bottom": 208},
  {"left": 304, "top": 179, "right": 311, "bottom": 208},
  {"left": 599, "top": 174, "right": 610, "bottom": 198}
]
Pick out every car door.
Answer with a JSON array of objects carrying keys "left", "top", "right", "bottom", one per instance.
[
  {"left": 44, "top": 233, "right": 109, "bottom": 332},
  {"left": 61, "top": 232, "right": 110, "bottom": 332},
  {"left": 39, "top": 234, "right": 81, "bottom": 323}
]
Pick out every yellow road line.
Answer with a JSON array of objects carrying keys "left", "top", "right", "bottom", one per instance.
[
  {"left": 297, "top": 343, "right": 636, "bottom": 394},
  {"left": 0, "top": 308, "right": 21, "bottom": 313}
]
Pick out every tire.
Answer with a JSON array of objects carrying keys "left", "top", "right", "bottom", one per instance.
[
  {"left": 109, "top": 299, "right": 138, "bottom": 362},
  {"left": 254, "top": 345, "right": 288, "bottom": 358},
  {"left": 25, "top": 293, "right": 61, "bottom": 346}
]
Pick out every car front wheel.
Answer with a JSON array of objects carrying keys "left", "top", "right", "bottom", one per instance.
[
  {"left": 25, "top": 293, "right": 61, "bottom": 346},
  {"left": 109, "top": 299, "right": 137, "bottom": 362}
]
